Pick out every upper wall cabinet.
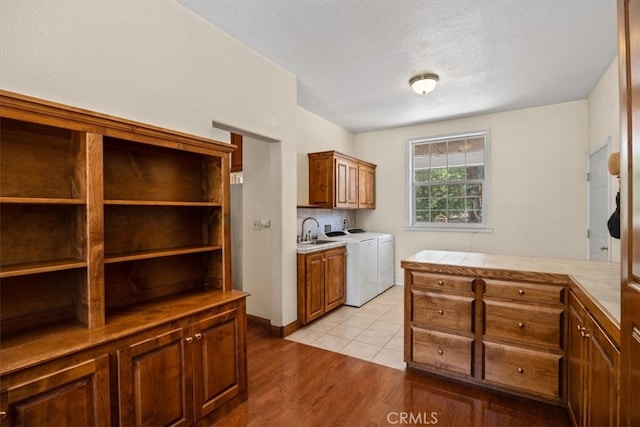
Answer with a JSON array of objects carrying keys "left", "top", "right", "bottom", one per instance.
[
  {"left": 308, "top": 150, "right": 376, "bottom": 209},
  {"left": 230, "top": 133, "right": 242, "bottom": 173}
]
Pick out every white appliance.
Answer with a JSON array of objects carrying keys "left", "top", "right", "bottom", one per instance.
[
  {"left": 347, "top": 228, "right": 394, "bottom": 294},
  {"left": 321, "top": 230, "right": 378, "bottom": 307}
]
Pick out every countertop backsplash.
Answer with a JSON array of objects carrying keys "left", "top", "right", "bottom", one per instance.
[{"left": 297, "top": 208, "right": 357, "bottom": 240}]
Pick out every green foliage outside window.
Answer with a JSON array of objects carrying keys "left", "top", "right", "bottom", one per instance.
[{"left": 411, "top": 133, "right": 487, "bottom": 225}]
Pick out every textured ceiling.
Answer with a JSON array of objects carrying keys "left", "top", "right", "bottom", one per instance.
[{"left": 177, "top": 0, "right": 618, "bottom": 134}]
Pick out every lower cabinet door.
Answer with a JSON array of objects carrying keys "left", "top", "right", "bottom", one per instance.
[
  {"left": 117, "top": 328, "right": 193, "bottom": 427},
  {"left": 324, "top": 248, "right": 346, "bottom": 312},
  {"left": 191, "top": 308, "right": 246, "bottom": 419},
  {"left": 411, "top": 327, "right": 474, "bottom": 376},
  {"left": 0, "top": 355, "right": 110, "bottom": 427},
  {"left": 483, "top": 341, "right": 562, "bottom": 399},
  {"left": 305, "top": 252, "right": 326, "bottom": 322}
]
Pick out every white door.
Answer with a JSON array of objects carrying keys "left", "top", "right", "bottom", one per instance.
[{"left": 588, "top": 144, "right": 611, "bottom": 261}]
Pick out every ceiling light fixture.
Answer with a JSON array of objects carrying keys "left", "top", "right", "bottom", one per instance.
[{"left": 409, "top": 73, "right": 439, "bottom": 94}]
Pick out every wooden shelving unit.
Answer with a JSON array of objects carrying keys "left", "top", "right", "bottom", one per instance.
[{"left": 0, "top": 91, "right": 246, "bottom": 425}]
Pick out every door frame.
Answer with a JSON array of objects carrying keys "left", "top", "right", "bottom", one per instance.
[{"left": 586, "top": 138, "right": 612, "bottom": 261}]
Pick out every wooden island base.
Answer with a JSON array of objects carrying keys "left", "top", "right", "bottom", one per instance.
[{"left": 402, "top": 250, "right": 620, "bottom": 424}]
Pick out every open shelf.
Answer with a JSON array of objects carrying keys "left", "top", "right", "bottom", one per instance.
[
  {"left": 105, "top": 245, "right": 223, "bottom": 264},
  {"left": 105, "top": 251, "right": 224, "bottom": 313},
  {"left": 0, "top": 268, "right": 87, "bottom": 336},
  {"left": 103, "top": 137, "right": 223, "bottom": 204},
  {"left": 1, "top": 90, "right": 232, "bottom": 338},
  {"left": 104, "top": 200, "right": 222, "bottom": 207},
  {"left": 0, "top": 118, "right": 86, "bottom": 200},
  {"left": 0, "top": 197, "right": 86, "bottom": 205},
  {"left": 0, "top": 258, "right": 87, "bottom": 279}
]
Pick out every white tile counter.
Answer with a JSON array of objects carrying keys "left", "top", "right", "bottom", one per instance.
[{"left": 296, "top": 241, "right": 346, "bottom": 254}]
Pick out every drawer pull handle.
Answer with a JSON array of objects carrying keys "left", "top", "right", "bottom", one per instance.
[
  {"left": 438, "top": 280, "right": 444, "bottom": 286},
  {"left": 195, "top": 333, "right": 203, "bottom": 340},
  {"left": 437, "top": 310, "right": 444, "bottom": 315},
  {"left": 518, "top": 289, "right": 525, "bottom": 295},
  {"left": 517, "top": 367, "right": 524, "bottom": 374},
  {"left": 518, "top": 322, "right": 525, "bottom": 329},
  {"left": 185, "top": 337, "right": 193, "bottom": 343},
  {"left": 580, "top": 326, "right": 591, "bottom": 338},
  {"left": 0, "top": 411, "right": 6, "bottom": 419},
  {"left": 437, "top": 349, "right": 444, "bottom": 355}
]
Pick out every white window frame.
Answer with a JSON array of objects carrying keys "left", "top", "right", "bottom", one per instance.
[{"left": 407, "top": 130, "right": 491, "bottom": 231}]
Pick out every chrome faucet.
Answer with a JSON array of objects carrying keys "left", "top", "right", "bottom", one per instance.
[{"left": 300, "top": 217, "right": 319, "bottom": 242}]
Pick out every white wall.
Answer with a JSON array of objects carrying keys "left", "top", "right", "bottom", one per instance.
[
  {"left": 0, "top": 0, "right": 299, "bottom": 327},
  {"left": 355, "top": 101, "right": 589, "bottom": 283},
  {"left": 297, "top": 107, "right": 355, "bottom": 205},
  {"left": 587, "top": 59, "right": 621, "bottom": 262}
]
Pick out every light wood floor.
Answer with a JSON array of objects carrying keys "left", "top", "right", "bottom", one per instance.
[{"left": 213, "top": 324, "right": 571, "bottom": 426}]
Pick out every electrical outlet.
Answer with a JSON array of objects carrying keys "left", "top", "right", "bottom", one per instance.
[
  {"left": 324, "top": 224, "right": 331, "bottom": 232},
  {"left": 253, "top": 220, "right": 261, "bottom": 231}
]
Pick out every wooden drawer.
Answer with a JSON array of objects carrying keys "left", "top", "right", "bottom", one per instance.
[
  {"left": 483, "top": 341, "right": 562, "bottom": 399},
  {"left": 483, "top": 279, "right": 564, "bottom": 305},
  {"left": 410, "top": 272, "right": 474, "bottom": 294},
  {"left": 484, "top": 300, "right": 563, "bottom": 349},
  {"left": 412, "top": 327, "right": 474, "bottom": 376},
  {"left": 412, "top": 290, "right": 475, "bottom": 333}
]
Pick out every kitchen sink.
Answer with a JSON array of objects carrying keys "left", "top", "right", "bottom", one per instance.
[{"left": 298, "top": 240, "right": 335, "bottom": 245}]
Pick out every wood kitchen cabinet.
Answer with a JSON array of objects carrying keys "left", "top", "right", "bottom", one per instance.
[
  {"left": 0, "top": 356, "right": 110, "bottom": 427},
  {"left": 404, "top": 267, "right": 567, "bottom": 404},
  {"left": 307, "top": 150, "right": 376, "bottom": 209},
  {"left": 407, "top": 272, "right": 476, "bottom": 378},
  {"left": 230, "top": 132, "right": 242, "bottom": 172},
  {"left": 0, "top": 90, "right": 247, "bottom": 425},
  {"left": 482, "top": 279, "right": 565, "bottom": 401},
  {"left": 567, "top": 291, "right": 619, "bottom": 427},
  {"left": 358, "top": 162, "right": 376, "bottom": 209},
  {"left": 297, "top": 247, "right": 346, "bottom": 325},
  {"left": 118, "top": 307, "right": 246, "bottom": 426}
]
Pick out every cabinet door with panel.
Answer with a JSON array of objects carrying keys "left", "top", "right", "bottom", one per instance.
[
  {"left": 335, "top": 157, "right": 358, "bottom": 209},
  {"left": 304, "top": 252, "right": 326, "bottom": 323},
  {"left": 297, "top": 247, "right": 346, "bottom": 325},
  {"left": 358, "top": 162, "right": 376, "bottom": 209},
  {"left": 324, "top": 248, "right": 347, "bottom": 312},
  {"left": 117, "top": 328, "right": 193, "bottom": 427},
  {"left": 567, "top": 291, "right": 619, "bottom": 427},
  {"left": 0, "top": 355, "right": 110, "bottom": 427},
  {"left": 190, "top": 308, "right": 247, "bottom": 419}
]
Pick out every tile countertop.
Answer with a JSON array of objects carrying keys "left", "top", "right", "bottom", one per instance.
[
  {"left": 401, "top": 250, "right": 621, "bottom": 327},
  {"left": 296, "top": 241, "right": 346, "bottom": 254}
]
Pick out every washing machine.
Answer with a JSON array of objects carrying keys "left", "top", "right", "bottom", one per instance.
[
  {"left": 321, "top": 230, "right": 378, "bottom": 307},
  {"left": 347, "top": 228, "right": 395, "bottom": 294}
]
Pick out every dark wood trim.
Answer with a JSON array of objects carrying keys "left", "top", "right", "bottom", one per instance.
[
  {"left": 247, "top": 315, "right": 300, "bottom": 338},
  {"left": 246, "top": 315, "right": 271, "bottom": 331}
]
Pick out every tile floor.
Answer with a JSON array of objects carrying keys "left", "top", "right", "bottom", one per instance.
[{"left": 286, "top": 285, "right": 406, "bottom": 370}]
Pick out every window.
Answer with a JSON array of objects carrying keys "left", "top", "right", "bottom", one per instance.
[{"left": 408, "top": 131, "right": 490, "bottom": 229}]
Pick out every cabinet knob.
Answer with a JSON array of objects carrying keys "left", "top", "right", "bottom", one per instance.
[
  {"left": 437, "top": 309, "right": 444, "bottom": 316},
  {"left": 185, "top": 337, "right": 193, "bottom": 343},
  {"left": 0, "top": 411, "right": 6, "bottom": 419},
  {"left": 437, "top": 349, "right": 444, "bottom": 356},
  {"left": 518, "top": 289, "right": 525, "bottom": 295},
  {"left": 580, "top": 327, "right": 591, "bottom": 338},
  {"left": 195, "top": 333, "right": 203, "bottom": 340},
  {"left": 517, "top": 322, "right": 525, "bottom": 329},
  {"left": 517, "top": 367, "right": 524, "bottom": 374},
  {"left": 438, "top": 280, "right": 444, "bottom": 286}
]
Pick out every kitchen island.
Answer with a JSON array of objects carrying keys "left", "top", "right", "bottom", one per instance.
[{"left": 402, "top": 250, "right": 620, "bottom": 411}]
